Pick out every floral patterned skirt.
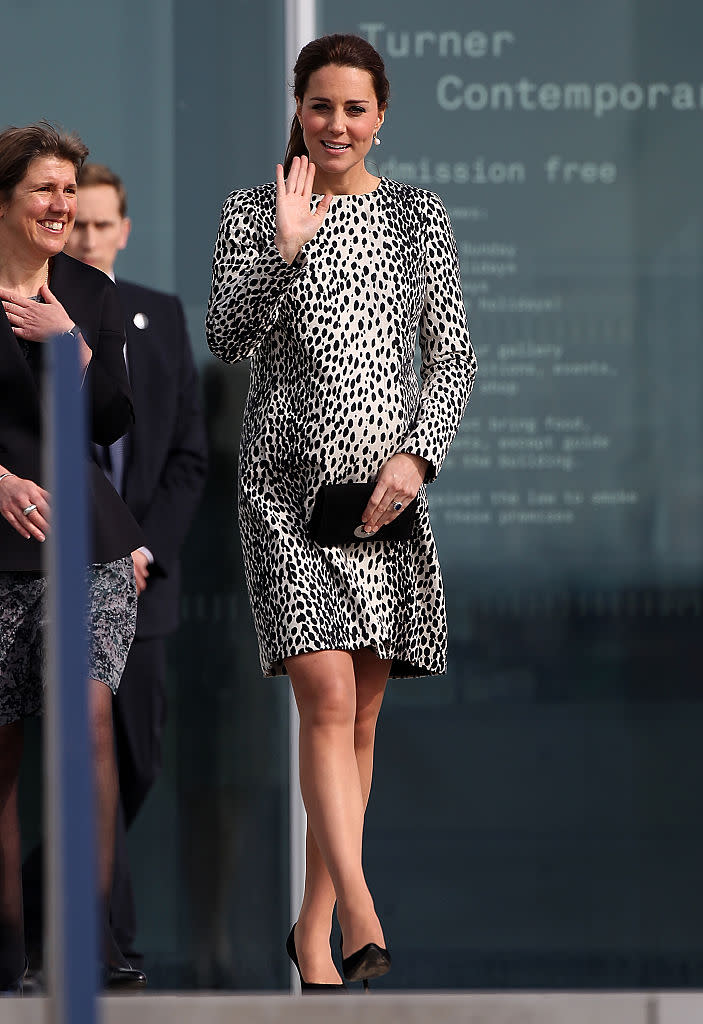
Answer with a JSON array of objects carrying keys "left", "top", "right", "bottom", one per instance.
[{"left": 0, "top": 556, "right": 136, "bottom": 725}]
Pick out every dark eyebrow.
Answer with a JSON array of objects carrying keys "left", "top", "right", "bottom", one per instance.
[{"left": 308, "top": 96, "right": 370, "bottom": 104}]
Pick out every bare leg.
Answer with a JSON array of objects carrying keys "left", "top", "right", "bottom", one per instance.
[
  {"left": 88, "top": 678, "right": 124, "bottom": 965},
  {"left": 0, "top": 722, "right": 25, "bottom": 987},
  {"left": 288, "top": 648, "right": 390, "bottom": 983}
]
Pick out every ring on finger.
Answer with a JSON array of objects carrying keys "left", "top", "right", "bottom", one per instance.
[
  {"left": 393, "top": 501, "right": 404, "bottom": 512},
  {"left": 22, "top": 504, "right": 38, "bottom": 516}
]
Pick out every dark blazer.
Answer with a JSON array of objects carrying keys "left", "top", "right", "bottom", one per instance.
[
  {"left": 0, "top": 252, "right": 143, "bottom": 571},
  {"left": 116, "top": 279, "right": 207, "bottom": 637}
]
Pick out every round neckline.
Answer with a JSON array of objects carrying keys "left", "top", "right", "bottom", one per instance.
[{"left": 312, "top": 176, "right": 386, "bottom": 199}]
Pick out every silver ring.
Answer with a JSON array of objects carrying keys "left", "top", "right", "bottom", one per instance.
[
  {"left": 393, "top": 501, "right": 403, "bottom": 512},
  {"left": 22, "top": 504, "right": 37, "bottom": 517}
]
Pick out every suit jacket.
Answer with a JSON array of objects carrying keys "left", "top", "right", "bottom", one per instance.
[
  {"left": 116, "top": 279, "right": 207, "bottom": 637},
  {"left": 0, "top": 253, "right": 143, "bottom": 571}
]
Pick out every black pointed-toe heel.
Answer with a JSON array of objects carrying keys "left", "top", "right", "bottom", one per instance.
[
  {"left": 286, "top": 925, "right": 347, "bottom": 993},
  {"left": 340, "top": 939, "right": 391, "bottom": 991}
]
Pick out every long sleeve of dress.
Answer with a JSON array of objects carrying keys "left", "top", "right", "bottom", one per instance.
[
  {"left": 206, "top": 188, "right": 308, "bottom": 363},
  {"left": 400, "top": 192, "right": 477, "bottom": 483}
]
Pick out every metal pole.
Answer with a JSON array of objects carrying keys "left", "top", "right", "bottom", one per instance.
[
  {"left": 284, "top": 0, "right": 317, "bottom": 993},
  {"left": 44, "top": 333, "right": 97, "bottom": 1024}
]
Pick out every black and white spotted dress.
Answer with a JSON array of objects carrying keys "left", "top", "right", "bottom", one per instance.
[{"left": 206, "top": 177, "right": 476, "bottom": 678}]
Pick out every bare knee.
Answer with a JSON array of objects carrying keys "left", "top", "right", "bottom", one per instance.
[
  {"left": 0, "top": 723, "right": 23, "bottom": 812},
  {"left": 353, "top": 703, "right": 380, "bottom": 753},
  {"left": 289, "top": 656, "right": 357, "bottom": 731},
  {"left": 353, "top": 676, "right": 387, "bottom": 750},
  {"left": 300, "top": 675, "right": 356, "bottom": 731},
  {"left": 88, "top": 680, "right": 115, "bottom": 760},
  {"left": 288, "top": 651, "right": 358, "bottom": 730},
  {"left": 0, "top": 722, "right": 23, "bottom": 770}
]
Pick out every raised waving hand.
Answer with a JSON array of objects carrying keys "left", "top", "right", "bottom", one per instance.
[{"left": 274, "top": 156, "right": 332, "bottom": 264}]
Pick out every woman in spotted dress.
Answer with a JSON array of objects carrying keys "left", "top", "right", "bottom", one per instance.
[{"left": 206, "top": 34, "right": 476, "bottom": 990}]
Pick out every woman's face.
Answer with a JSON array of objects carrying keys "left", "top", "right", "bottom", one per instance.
[
  {"left": 0, "top": 156, "right": 77, "bottom": 263},
  {"left": 296, "top": 64, "right": 384, "bottom": 182}
]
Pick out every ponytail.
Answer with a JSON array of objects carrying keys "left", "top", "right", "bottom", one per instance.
[
  {"left": 283, "top": 113, "right": 308, "bottom": 176},
  {"left": 283, "top": 34, "right": 390, "bottom": 177}
]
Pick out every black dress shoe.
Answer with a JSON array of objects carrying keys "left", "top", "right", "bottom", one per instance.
[
  {"left": 0, "top": 957, "right": 29, "bottom": 996},
  {"left": 19, "top": 966, "right": 44, "bottom": 996},
  {"left": 340, "top": 939, "right": 391, "bottom": 990},
  {"left": 104, "top": 962, "right": 147, "bottom": 990},
  {"left": 286, "top": 925, "right": 347, "bottom": 993}
]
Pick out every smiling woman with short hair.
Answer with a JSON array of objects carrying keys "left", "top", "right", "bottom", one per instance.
[{"left": 0, "top": 121, "right": 146, "bottom": 992}]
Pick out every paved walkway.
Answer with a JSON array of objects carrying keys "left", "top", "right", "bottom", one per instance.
[{"left": 4, "top": 991, "right": 703, "bottom": 1024}]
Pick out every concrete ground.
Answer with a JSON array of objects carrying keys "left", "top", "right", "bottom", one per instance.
[{"left": 4, "top": 991, "right": 703, "bottom": 1024}]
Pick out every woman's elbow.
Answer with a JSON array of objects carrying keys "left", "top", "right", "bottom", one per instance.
[
  {"left": 205, "top": 327, "right": 232, "bottom": 363},
  {"left": 206, "top": 326, "right": 255, "bottom": 364}
]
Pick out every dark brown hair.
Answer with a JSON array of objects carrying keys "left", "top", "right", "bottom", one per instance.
[
  {"left": 0, "top": 121, "right": 88, "bottom": 201},
  {"left": 77, "top": 162, "right": 128, "bottom": 217},
  {"left": 283, "top": 34, "right": 390, "bottom": 175}
]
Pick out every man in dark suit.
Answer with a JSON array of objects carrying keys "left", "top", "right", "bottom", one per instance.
[{"left": 64, "top": 163, "right": 208, "bottom": 956}]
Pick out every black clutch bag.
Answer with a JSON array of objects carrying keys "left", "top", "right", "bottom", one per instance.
[{"left": 309, "top": 482, "right": 417, "bottom": 547}]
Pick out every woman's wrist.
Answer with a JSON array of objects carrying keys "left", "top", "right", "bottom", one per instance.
[
  {"left": 400, "top": 452, "right": 429, "bottom": 478},
  {"left": 274, "top": 233, "right": 301, "bottom": 265}
]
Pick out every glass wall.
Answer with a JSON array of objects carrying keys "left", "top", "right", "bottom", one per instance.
[
  {"left": 320, "top": 0, "right": 703, "bottom": 989},
  {"left": 7, "top": 0, "right": 703, "bottom": 991},
  {"left": 9, "top": 0, "right": 291, "bottom": 991}
]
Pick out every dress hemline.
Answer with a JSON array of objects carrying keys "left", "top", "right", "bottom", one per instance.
[{"left": 259, "top": 638, "right": 446, "bottom": 680}]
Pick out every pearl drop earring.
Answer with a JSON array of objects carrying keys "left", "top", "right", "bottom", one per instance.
[{"left": 373, "top": 132, "right": 381, "bottom": 146}]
